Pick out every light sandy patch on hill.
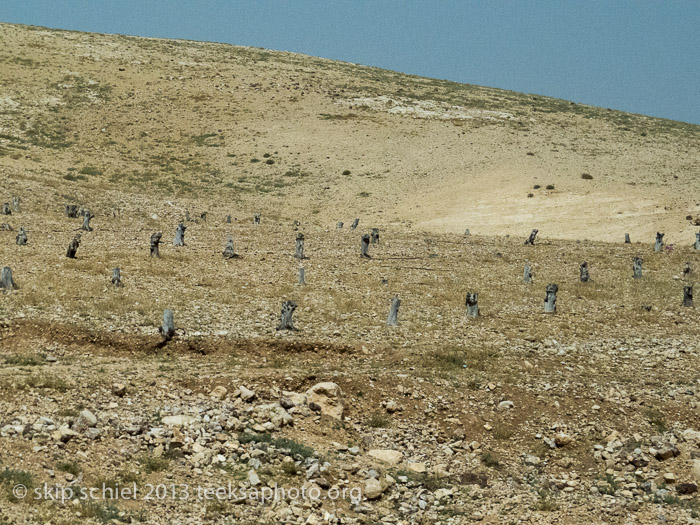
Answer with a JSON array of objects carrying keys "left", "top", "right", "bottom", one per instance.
[{"left": 336, "top": 95, "right": 516, "bottom": 121}]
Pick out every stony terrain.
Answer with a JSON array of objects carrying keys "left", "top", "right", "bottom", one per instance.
[{"left": 1, "top": 23, "right": 700, "bottom": 525}]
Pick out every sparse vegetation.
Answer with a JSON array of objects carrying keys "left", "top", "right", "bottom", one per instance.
[
  {"left": 137, "top": 454, "right": 170, "bottom": 473},
  {"left": 80, "top": 502, "right": 127, "bottom": 524},
  {"left": 238, "top": 434, "right": 314, "bottom": 458},
  {"left": 56, "top": 461, "right": 81, "bottom": 476},
  {"left": 367, "top": 412, "right": 390, "bottom": 428},
  {"left": 0, "top": 468, "right": 34, "bottom": 501},
  {"left": 430, "top": 348, "right": 465, "bottom": 370},
  {"left": 3, "top": 354, "right": 45, "bottom": 366},
  {"left": 79, "top": 166, "right": 103, "bottom": 176},
  {"left": 480, "top": 452, "right": 501, "bottom": 469},
  {"left": 644, "top": 409, "right": 668, "bottom": 433}
]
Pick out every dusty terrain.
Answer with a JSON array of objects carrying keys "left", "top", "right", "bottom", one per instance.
[{"left": 1, "top": 23, "right": 700, "bottom": 524}]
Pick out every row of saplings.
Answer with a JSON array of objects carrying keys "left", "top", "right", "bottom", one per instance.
[{"left": 1, "top": 206, "right": 698, "bottom": 339}]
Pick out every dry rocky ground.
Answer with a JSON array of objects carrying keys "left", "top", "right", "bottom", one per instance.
[{"left": 0, "top": 23, "right": 700, "bottom": 525}]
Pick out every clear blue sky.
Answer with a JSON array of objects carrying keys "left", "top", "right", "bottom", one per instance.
[{"left": 2, "top": 1, "right": 699, "bottom": 124}]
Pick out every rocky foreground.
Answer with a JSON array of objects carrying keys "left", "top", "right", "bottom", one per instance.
[{"left": 1, "top": 312, "right": 700, "bottom": 524}]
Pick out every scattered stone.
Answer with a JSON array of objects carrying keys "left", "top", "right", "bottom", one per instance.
[
  {"left": 239, "top": 386, "right": 256, "bottom": 402},
  {"left": 655, "top": 444, "right": 680, "bottom": 461},
  {"left": 161, "top": 415, "right": 196, "bottom": 427},
  {"left": 305, "top": 382, "right": 344, "bottom": 420},
  {"left": 524, "top": 454, "right": 541, "bottom": 466},
  {"left": 676, "top": 483, "right": 697, "bottom": 495},
  {"left": 364, "top": 477, "right": 387, "bottom": 500},
  {"left": 52, "top": 426, "right": 78, "bottom": 443},
  {"left": 368, "top": 449, "right": 403, "bottom": 466},
  {"left": 248, "top": 469, "right": 261, "bottom": 486},
  {"left": 554, "top": 433, "right": 573, "bottom": 447},
  {"left": 407, "top": 462, "right": 427, "bottom": 474},
  {"left": 279, "top": 396, "right": 295, "bottom": 410},
  {"left": 210, "top": 385, "right": 227, "bottom": 401},
  {"left": 73, "top": 409, "right": 97, "bottom": 432},
  {"left": 692, "top": 459, "right": 700, "bottom": 482},
  {"left": 111, "top": 383, "right": 126, "bottom": 397},
  {"left": 433, "top": 488, "right": 453, "bottom": 500}
]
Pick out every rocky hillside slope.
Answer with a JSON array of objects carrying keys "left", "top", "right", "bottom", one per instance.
[{"left": 1, "top": 23, "right": 699, "bottom": 241}]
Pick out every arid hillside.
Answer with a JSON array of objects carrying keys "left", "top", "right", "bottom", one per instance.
[{"left": 1, "top": 23, "right": 699, "bottom": 242}]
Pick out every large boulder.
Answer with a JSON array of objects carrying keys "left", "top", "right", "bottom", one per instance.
[{"left": 305, "top": 382, "right": 344, "bottom": 420}]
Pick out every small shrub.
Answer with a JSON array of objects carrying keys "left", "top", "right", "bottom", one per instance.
[
  {"left": 359, "top": 192, "right": 370, "bottom": 197},
  {"left": 138, "top": 454, "right": 169, "bottom": 473},
  {"left": 533, "top": 184, "right": 541, "bottom": 189},
  {"left": 57, "top": 461, "right": 81, "bottom": 476},
  {"left": 281, "top": 461, "right": 299, "bottom": 476},
  {"left": 272, "top": 437, "right": 315, "bottom": 459},
  {"left": 80, "top": 502, "right": 125, "bottom": 523},
  {"left": 238, "top": 433, "right": 272, "bottom": 445},
  {"left": 534, "top": 488, "right": 560, "bottom": 511},
  {"left": 79, "top": 166, "right": 102, "bottom": 176},
  {"left": 0, "top": 468, "right": 34, "bottom": 501},
  {"left": 117, "top": 470, "right": 140, "bottom": 484},
  {"left": 597, "top": 474, "right": 619, "bottom": 495},
  {"left": 527, "top": 193, "right": 534, "bottom": 198},
  {"left": 481, "top": 452, "right": 501, "bottom": 469},
  {"left": 467, "top": 377, "right": 482, "bottom": 390},
  {"left": 367, "top": 412, "right": 390, "bottom": 428},
  {"left": 205, "top": 500, "right": 228, "bottom": 518},
  {"left": 581, "top": 173, "right": 593, "bottom": 180},
  {"left": 492, "top": 426, "right": 514, "bottom": 440},
  {"left": 342, "top": 170, "right": 351, "bottom": 175},
  {"left": 644, "top": 409, "right": 667, "bottom": 433},
  {"left": 250, "top": 158, "right": 260, "bottom": 163},
  {"left": 265, "top": 159, "right": 275, "bottom": 165},
  {"left": 545, "top": 184, "right": 555, "bottom": 190},
  {"left": 422, "top": 473, "right": 449, "bottom": 491},
  {"left": 63, "top": 173, "right": 87, "bottom": 182},
  {"left": 263, "top": 153, "right": 271, "bottom": 158},
  {"left": 431, "top": 349, "right": 465, "bottom": 369},
  {"left": 284, "top": 169, "right": 309, "bottom": 178}
]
